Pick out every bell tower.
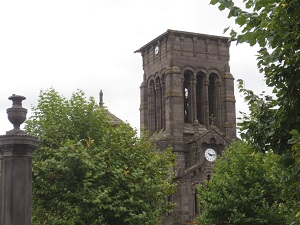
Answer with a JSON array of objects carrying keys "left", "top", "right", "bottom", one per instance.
[{"left": 135, "top": 30, "right": 236, "bottom": 224}]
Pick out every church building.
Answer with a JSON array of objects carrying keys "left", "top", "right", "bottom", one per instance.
[{"left": 135, "top": 30, "right": 237, "bottom": 224}]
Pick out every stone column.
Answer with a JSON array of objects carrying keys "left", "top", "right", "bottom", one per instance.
[
  {"left": 140, "top": 74, "right": 149, "bottom": 133},
  {"left": 190, "top": 77, "right": 197, "bottom": 123},
  {"left": 0, "top": 94, "right": 39, "bottom": 225},
  {"left": 223, "top": 67, "right": 236, "bottom": 139},
  {"left": 155, "top": 79, "right": 162, "bottom": 131},
  {"left": 216, "top": 80, "right": 221, "bottom": 128},
  {"left": 148, "top": 82, "right": 155, "bottom": 134}
]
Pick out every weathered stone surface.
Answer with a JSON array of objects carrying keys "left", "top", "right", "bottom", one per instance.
[
  {"left": 136, "top": 30, "right": 236, "bottom": 224},
  {"left": 0, "top": 134, "right": 39, "bottom": 225},
  {"left": 0, "top": 95, "right": 39, "bottom": 225}
]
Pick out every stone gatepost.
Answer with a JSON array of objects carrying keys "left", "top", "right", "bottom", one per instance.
[{"left": 0, "top": 94, "right": 39, "bottom": 225}]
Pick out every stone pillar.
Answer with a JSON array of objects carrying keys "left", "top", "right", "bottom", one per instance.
[
  {"left": 148, "top": 82, "right": 155, "bottom": 134},
  {"left": 155, "top": 79, "right": 162, "bottom": 131},
  {"left": 140, "top": 76, "right": 149, "bottom": 133},
  {"left": 216, "top": 80, "right": 222, "bottom": 128},
  {"left": 0, "top": 94, "right": 39, "bottom": 225},
  {"left": 164, "top": 66, "right": 184, "bottom": 152},
  {"left": 161, "top": 76, "right": 166, "bottom": 131},
  {"left": 190, "top": 77, "right": 197, "bottom": 123},
  {"left": 223, "top": 67, "right": 236, "bottom": 139}
]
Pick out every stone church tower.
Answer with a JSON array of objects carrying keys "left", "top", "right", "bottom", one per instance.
[{"left": 135, "top": 30, "right": 236, "bottom": 224}]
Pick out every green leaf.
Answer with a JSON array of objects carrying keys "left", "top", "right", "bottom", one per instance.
[
  {"left": 280, "top": 153, "right": 296, "bottom": 167},
  {"left": 290, "top": 129, "right": 298, "bottom": 135},
  {"left": 218, "top": 3, "right": 226, "bottom": 11},
  {"left": 223, "top": 26, "right": 230, "bottom": 33},
  {"left": 235, "top": 15, "right": 247, "bottom": 26},
  {"left": 210, "top": 0, "right": 219, "bottom": 5}
]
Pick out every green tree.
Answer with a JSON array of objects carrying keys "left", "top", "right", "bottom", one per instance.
[
  {"left": 210, "top": 0, "right": 300, "bottom": 154},
  {"left": 197, "top": 141, "right": 295, "bottom": 225},
  {"left": 26, "top": 88, "right": 175, "bottom": 225},
  {"left": 208, "top": 0, "right": 300, "bottom": 221}
]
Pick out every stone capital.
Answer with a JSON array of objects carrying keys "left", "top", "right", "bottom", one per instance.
[{"left": 165, "top": 66, "right": 181, "bottom": 75}]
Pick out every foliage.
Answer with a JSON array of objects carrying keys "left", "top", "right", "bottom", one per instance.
[
  {"left": 202, "top": 0, "right": 300, "bottom": 223},
  {"left": 26, "top": 88, "right": 176, "bottom": 225},
  {"left": 286, "top": 129, "right": 300, "bottom": 221},
  {"left": 289, "top": 130, "right": 300, "bottom": 165},
  {"left": 210, "top": 0, "right": 300, "bottom": 154},
  {"left": 237, "top": 79, "right": 276, "bottom": 152},
  {"left": 197, "top": 141, "right": 297, "bottom": 225}
]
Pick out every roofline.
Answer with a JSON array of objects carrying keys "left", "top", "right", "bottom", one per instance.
[{"left": 134, "top": 29, "right": 230, "bottom": 53}]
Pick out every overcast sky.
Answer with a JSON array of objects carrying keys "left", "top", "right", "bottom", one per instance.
[{"left": 0, "top": 0, "right": 267, "bottom": 135}]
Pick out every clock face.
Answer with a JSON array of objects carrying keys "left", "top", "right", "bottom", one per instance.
[
  {"left": 155, "top": 46, "right": 159, "bottom": 54},
  {"left": 205, "top": 148, "right": 217, "bottom": 162}
]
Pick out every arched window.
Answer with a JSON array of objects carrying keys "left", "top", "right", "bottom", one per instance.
[
  {"left": 148, "top": 76, "right": 165, "bottom": 134},
  {"left": 208, "top": 73, "right": 218, "bottom": 124},
  {"left": 196, "top": 72, "right": 205, "bottom": 124},
  {"left": 183, "top": 71, "right": 192, "bottom": 123}
]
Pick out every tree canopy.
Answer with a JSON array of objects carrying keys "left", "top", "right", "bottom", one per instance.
[
  {"left": 197, "top": 141, "right": 297, "bottom": 225},
  {"left": 210, "top": 0, "right": 300, "bottom": 155},
  {"left": 26, "top": 88, "right": 176, "bottom": 225},
  {"left": 196, "top": 0, "right": 300, "bottom": 223}
]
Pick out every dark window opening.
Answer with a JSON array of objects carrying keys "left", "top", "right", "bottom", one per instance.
[
  {"left": 184, "top": 87, "right": 189, "bottom": 123},
  {"left": 196, "top": 73, "right": 205, "bottom": 124},
  {"left": 207, "top": 174, "right": 211, "bottom": 181},
  {"left": 148, "top": 76, "right": 166, "bottom": 134},
  {"left": 208, "top": 74, "right": 217, "bottom": 124},
  {"left": 183, "top": 72, "right": 192, "bottom": 123}
]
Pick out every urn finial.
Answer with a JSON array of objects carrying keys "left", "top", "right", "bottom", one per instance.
[{"left": 6, "top": 94, "right": 27, "bottom": 134}]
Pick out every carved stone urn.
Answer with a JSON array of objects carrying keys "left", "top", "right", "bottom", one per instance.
[{"left": 6, "top": 94, "right": 27, "bottom": 134}]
